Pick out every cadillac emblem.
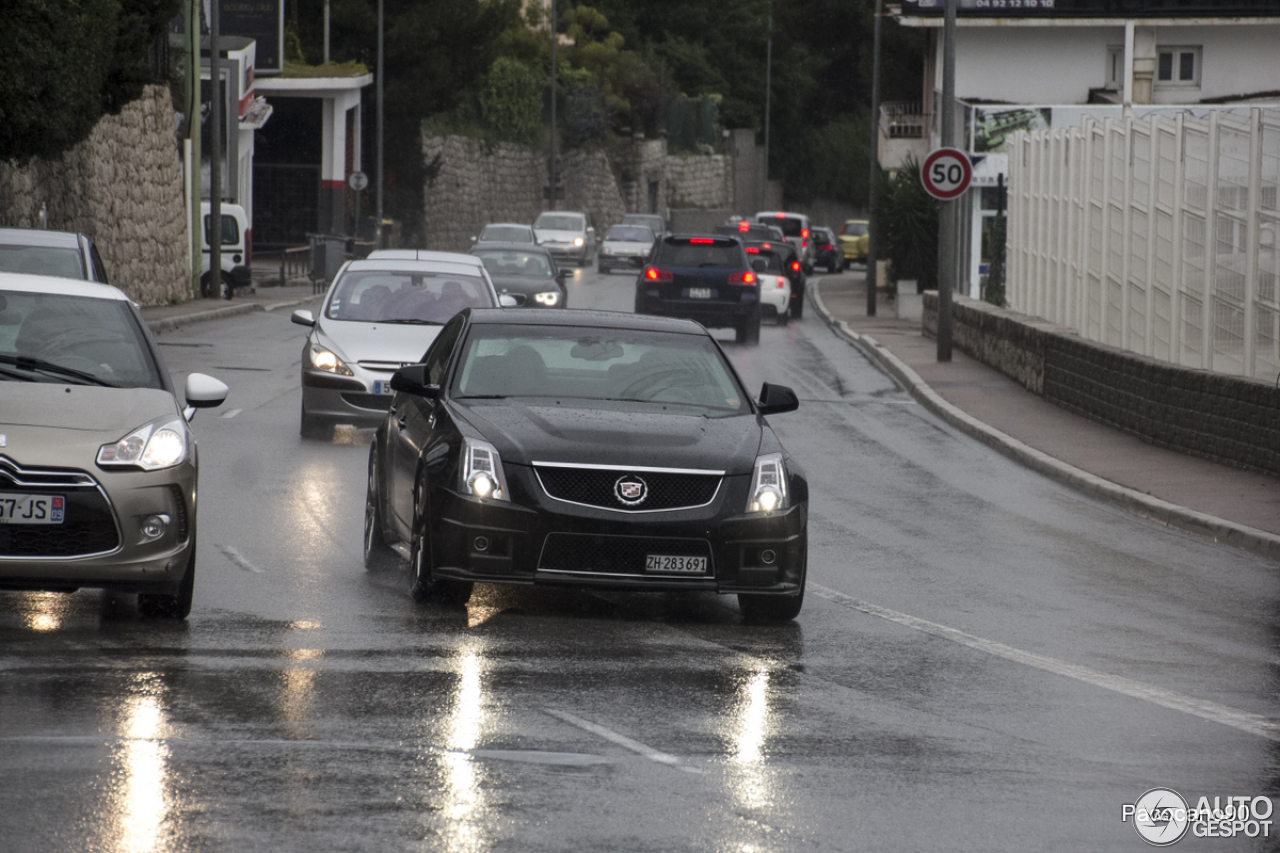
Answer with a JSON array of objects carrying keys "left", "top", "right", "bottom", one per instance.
[{"left": 614, "top": 475, "right": 648, "bottom": 507}]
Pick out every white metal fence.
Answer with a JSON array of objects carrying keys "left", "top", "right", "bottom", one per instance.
[{"left": 1008, "top": 108, "right": 1280, "bottom": 382}]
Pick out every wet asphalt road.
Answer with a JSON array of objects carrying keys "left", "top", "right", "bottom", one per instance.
[{"left": 2, "top": 266, "right": 1279, "bottom": 852}]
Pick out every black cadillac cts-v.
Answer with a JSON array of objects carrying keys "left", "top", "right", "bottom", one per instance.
[{"left": 365, "top": 308, "right": 808, "bottom": 621}]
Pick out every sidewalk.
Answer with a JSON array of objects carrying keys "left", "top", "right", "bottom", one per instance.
[
  {"left": 811, "top": 271, "right": 1280, "bottom": 558},
  {"left": 141, "top": 283, "right": 323, "bottom": 335}
]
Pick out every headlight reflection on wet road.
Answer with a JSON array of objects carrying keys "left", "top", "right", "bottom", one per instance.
[
  {"left": 728, "top": 667, "right": 773, "bottom": 811},
  {"left": 438, "top": 645, "right": 489, "bottom": 853},
  {"left": 110, "top": 674, "right": 172, "bottom": 853}
]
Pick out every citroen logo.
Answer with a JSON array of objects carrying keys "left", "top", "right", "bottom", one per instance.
[{"left": 614, "top": 475, "right": 648, "bottom": 507}]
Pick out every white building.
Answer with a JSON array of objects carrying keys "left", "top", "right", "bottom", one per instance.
[{"left": 891, "top": 0, "right": 1280, "bottom": 298}]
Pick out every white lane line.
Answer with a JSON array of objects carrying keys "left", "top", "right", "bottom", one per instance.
[
  {"left": 809, "top": 583, "right": 1280, "bottom": 742},
  {"left": 220, "top": 408, "right": 243, "bottom": 418},
  {"left": 217, "top": 544, "right": 264, "bottom": 574},
  {"left": 544, "top": 708, "right": 701, "bottom": 773}
]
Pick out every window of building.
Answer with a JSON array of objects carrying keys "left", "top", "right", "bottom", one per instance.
[
  {"left": 1105, "top": 46, "right": 1123, "bottom": 89},
  {"left": 1157, "top": 47, "right": 1201, "bottom": 86}
]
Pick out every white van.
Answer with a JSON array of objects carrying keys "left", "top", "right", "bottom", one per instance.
[
  {"left": 200, "top": 202, "right": 250, "bottom": 299},
  {"left": 754, "top": 211, "right": 815, "bottom": 273}
]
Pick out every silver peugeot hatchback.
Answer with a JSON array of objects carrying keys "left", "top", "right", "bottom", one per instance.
[{"left": 0, "top": 272, "right": 227, "bottom": 618}]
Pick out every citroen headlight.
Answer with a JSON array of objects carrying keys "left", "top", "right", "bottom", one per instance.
[
  {"left": 534, "top": 291, "right": 560, "bottom": 306},
  {"left": 98, "top": 418, "right": 189, "bottom": 471},
  {"left": 310, "top": 344, "right": 353, "bottom": 376},
  {"left": 573, "top": 237, "right": 584, "bottom": 247},
  {"left": 747, "top": 452, "right": 787, "bottom": 514},
  {"left": 461, "top": 438, "right": 509, "bottom": 502}
]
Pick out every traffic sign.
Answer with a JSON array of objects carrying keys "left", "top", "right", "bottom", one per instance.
[
  {"left": 920, "top": 148, "right": 972, "bottom": 200},
  {"left": 348, "top": 171, "right": 369, "bottom": 192}
]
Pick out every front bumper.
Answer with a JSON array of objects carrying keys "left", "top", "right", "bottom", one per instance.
[
  {"left": 599, "top": 252, "right": 646, "bottom": 269},
  {"left": 300, "top": 338, "right": 397, "bottom": 425},
  {"left": 425, "top": 466, "right": 805, "bottom": 596},
  {"left": 0, "top": 458, "right": 196, "bottom": 595}
]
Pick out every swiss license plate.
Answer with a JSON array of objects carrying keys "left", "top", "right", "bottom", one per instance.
[
  {"left": 687, "top": 287, "right": 714, "bottom": 299},
  {"left": 372, "top": 380, "right": 395, "bottom": 396},
  {"left": 645, "top": 554, "right": 707, "bottom": 574},
  {"left": 0, "top": 493, "right": 64, "bottom": 525}
]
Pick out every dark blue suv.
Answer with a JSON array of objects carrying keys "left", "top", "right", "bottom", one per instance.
[{"left": 634, "top": 235, "right": 761, "bottom": 344}]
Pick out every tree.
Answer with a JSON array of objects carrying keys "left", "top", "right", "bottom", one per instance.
[
  {"left": 480, "top": 57, "right": 543, "bottom": 146},
  {"left": 0, "top": 0, "right": 178, "bottom": 164}
]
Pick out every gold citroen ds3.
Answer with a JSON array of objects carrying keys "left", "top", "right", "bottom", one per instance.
[{"left": 0, "top": 273, "right": 227, "bottom": 618}]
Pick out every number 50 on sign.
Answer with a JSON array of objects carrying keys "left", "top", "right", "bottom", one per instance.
[{"left": 921, "top": 148, "right": 973, "bottom": 200}]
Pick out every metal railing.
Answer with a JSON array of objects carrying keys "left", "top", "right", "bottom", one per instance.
[
  {"left": 1007, "top": 107, "right": 1280, "bottom": 382},
  {"left": 881, "top": 102, "right": 928, "bottom": 140}
]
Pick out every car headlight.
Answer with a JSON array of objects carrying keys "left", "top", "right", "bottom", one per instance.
[
  {"left": 534, "top": 291, "right": 560, "bottom": 306},
  {"left": 98, "top": 417, "right": 189, "bottom": 471},
  {"left": 461, "top": 437, "right": 509, "bottom": 502},
  {"left": 573, "top": 237, "right": 584, "bottom": 247},
  {"left": 747, "top": 452, "right": 787, "bottom": 514},
  {"left": 602, "top": 247, "right": 612, "bottom": 255},
  {"left": 310, "top": 344, "right": 353, "bottom": 376}
]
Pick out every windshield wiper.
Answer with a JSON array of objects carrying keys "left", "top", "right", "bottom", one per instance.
[
  {"left": 0, "top": 354, "right": 117, "bottom": 387},
  {"left": 376, "top": 318, "right": 444, "bottom": 325},
  {"left": 460, "top": 394, "right": 508, "bottom": 399},
  {"left": 0, "top": 366, "right": 37, "bottom": 382}
]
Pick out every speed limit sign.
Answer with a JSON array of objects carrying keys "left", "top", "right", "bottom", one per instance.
[{"left": 921, "top": 148, "right": 972, "bottom": 200}]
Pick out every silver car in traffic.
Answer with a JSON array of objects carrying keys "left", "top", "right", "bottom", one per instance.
[
  {"left": 293, "top": 254, "right": 507, "bottom": 439},
  {"left": 0, "top": 272, "right": 228, "bottom": 618}
]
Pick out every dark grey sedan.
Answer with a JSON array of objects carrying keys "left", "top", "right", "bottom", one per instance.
[{"left": 470, "top": 243, "right": 569, "bottom": 309}]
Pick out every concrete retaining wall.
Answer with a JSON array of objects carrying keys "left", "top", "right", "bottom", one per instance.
[
  {"left": 923, "top": 292, "right": 1280, "bottom": 476},
  {"left": 0, "top": 85, "right": 189, "bottom": 306}
]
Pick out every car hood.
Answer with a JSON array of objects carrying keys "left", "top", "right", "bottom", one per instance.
[
  {"left": 534, "top": 229, "right": 584, "bottom": 243},
  {"left": 489, "top": 274, "right": 559, "bottom": 295},
  {"left": 454, "top": 400, "right": 763, "bottom": 474},
  {"left": 0, "top": 385, "right": 182, "bottom": 468},
  {"left": 318, "top": 319, "right": 443, "bottom": 365}
]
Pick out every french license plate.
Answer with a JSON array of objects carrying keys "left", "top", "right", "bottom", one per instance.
[
  {"left": 372, "top": 380, "right": 394, "bottom": 396},
  {"left": 0, "top": 493, "right": 64, "bottom": 525},
  {"left": 687, "top": 287, "right": 714, "bottom": 299},
  {"left": 645, "top": 554, "right": 707, "bottom": 574}
]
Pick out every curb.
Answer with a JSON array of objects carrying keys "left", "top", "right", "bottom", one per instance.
[
  {"left": 145, "top": 294, "right": 321, "bottom": 335},
  {"left": 809, "top": 279, "right": 1280, "bottom": 563}
]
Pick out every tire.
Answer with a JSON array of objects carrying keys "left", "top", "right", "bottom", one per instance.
[
  {"left": 738, "top": 544, "right": 806, "bottom": 624},
  {"left": 597, "top": 260, "right": 608, "bottom": 274},
  {"left": 299, "top": 404, "right": 334, "bottom": 441},
  {"left": 776, "top": 306, "right": 789, "bottom": 326},
  {"left": 139, "top": 534, "right": 196, "bottom": 619},
  {"left": 408, "top": 475, "right": 473, "bottom": 604},
  {"left": 828, "top": 261, "right": 839, "bottom": 275},
  {"left": 364, "top": 443, "right": 399, "bottom": 572},
  {"left": 735, "top": 310, "right": 761, "bottom": 345},
  {"left": 201, "top": 272, "right": 234, "bottom": 300}
]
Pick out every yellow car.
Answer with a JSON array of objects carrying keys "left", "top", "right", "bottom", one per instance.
[{"left": 838, "top": 219, "right": 869, "bottom": 266}]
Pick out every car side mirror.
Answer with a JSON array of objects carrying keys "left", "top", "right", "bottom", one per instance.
[
  {"left": 498, "top": 294, "right": 520, "bottom": 307},
  {"left": 390, "top": 364, "right": 440, "bottom": 398},
  {"left": 751, "top": 258, "right": 768, "bottom": 272},
  {"left": 757, "top": 382, "right": 799, "bottom": 416},
  {"left": 183, "top": 372, "right": 228, "bottom": 421},
  {"left": 556, "top": 269, "right": 568, "bottom": 284},
  {"left": 291, "top": 309, "right": 315, "bottom": 327}
]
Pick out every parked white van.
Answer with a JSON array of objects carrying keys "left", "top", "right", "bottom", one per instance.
[{"left": 200, "top": 202, "right": 251, "bottom": 299}]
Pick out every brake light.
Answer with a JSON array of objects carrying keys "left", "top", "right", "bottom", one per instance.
[
  {"left": 790, "top": 261, "right": 801, "bottom": 272},
  {"left": 689, "top": 238, "right": 715, "bottom": 244},
  {"left": 776, "top": 276, "right": 787, "bottom": 289},
  {"left": 737, "top": 221, "right": 750, "bottom": 232},
  {"left": 727, "top": 270, "right": 756, "bottom": 285},
  {"left": 801, "top": 228, "right": 809, "bottom": 239},
  {"left": 761, "top": 242, "right": 772, "bottom": 249},
  {"left": 745, "top": 246, "right": 759, "bottom": 253},
  {"left": 775, "top": 212, "right": 785, "bottom": 218},
  {"left": 644, "top": 267, "right": 674, "bottom": 281}
]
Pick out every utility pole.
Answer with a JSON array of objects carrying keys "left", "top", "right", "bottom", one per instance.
[
  {"left": 210, "top": 0, "right": 223, "bottom": 298},
  {"left": 323, "top": 0, "right": 330, "bottom": 65},
  {"left": 866, "top": 0, "right": 883, "bottom": 317},
  {"left": 549, "top": 0, "right": 558, "bottom": 211},
  {"left": 763, "top": 1, "right": 772, "bottom": 209},
  {"left": 937, "top": 0, "right": 957, "bottom": 360},
  {"left": 376, "top": 0, "right": 384, "bottom": 246}
]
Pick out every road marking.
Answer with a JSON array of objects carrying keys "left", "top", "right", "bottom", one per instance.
[
  {"left": 809, "top": 583, "right": 1280, "bottom": 742},
  {"left": 220, "top": 409, "right": 242, "bottom": 418},
  {"left": 217, "top": 544, "right": 263, "bottom": 574},
  {"left": 544, "top": 708, "right": 701, "bottom": 773}
]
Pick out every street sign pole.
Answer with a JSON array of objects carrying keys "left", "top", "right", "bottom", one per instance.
[
  {"left": 866, "top": 0, "right": 883, "bottom": 317},
  {"left": 937, "top": 0, "right": 957, "bottom": 361},
  {"left": 210, "top": 0, "right": 222, "bottom": 299}
]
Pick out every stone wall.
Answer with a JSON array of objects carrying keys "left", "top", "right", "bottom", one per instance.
[
  {"left": 923, "top": 292, "right": 1280, "bottom": 476},
  {"left": 0, "top": 85, "right": 189, "bottom": 305},
  {"left": 422, "top": 133, "right": 736, "bottom": 251}
]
